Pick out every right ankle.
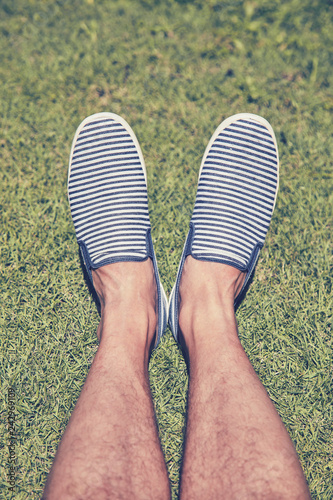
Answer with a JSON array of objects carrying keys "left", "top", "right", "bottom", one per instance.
[{"left": 179, "top": 299, "right": 239, "bottom": 357}]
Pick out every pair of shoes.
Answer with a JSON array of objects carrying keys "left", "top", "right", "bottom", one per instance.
[{"left": 68, "top": 112, "right": 279, "bottom": 348}]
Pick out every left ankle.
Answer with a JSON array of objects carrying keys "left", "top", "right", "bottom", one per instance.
[{"left": 98, "top": 303, "right": 157, "bottom": 352}]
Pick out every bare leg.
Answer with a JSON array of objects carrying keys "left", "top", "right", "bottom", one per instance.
[
  {"left": 43, "top": 260, "right": 171, "bottom": 500},
  {"left": 178, "top": 257, "right": 311, "bottom": 500}
]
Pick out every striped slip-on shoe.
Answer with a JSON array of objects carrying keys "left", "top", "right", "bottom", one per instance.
[
  {"left": 169, "top": 113, "right": 279, "bottom": 341},
  {"left": 68, "top": 112, "right": 167, "bottom": 347}
]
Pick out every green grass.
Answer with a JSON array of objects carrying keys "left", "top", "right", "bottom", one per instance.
[{"left": 0, "top": 0, "right": 332, "bottom": 498}]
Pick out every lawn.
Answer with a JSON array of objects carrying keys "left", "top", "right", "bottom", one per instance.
[{"left": 0, "top": 0, "right": 332, "bottom": 498}]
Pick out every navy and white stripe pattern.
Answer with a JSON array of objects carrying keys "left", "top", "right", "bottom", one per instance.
[
  {"left": 68, "top": 114, "right": 150, "bottom": 266},
  {"left": 169, "top": 113, "right": 279, "bottom": 340},
  {"left": 68, "top": 112, "right": 167, "bottom": 345},
  {"left": 191, "top": 114, "right": 279, "bottom": 268}
]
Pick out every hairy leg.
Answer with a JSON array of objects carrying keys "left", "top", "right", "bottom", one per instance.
[
  {"left": 43, "top": 260, "right": 171, "bottom": 500},
  {"left": 178, "top": 257, "right": 311, "bottom": 500}
]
